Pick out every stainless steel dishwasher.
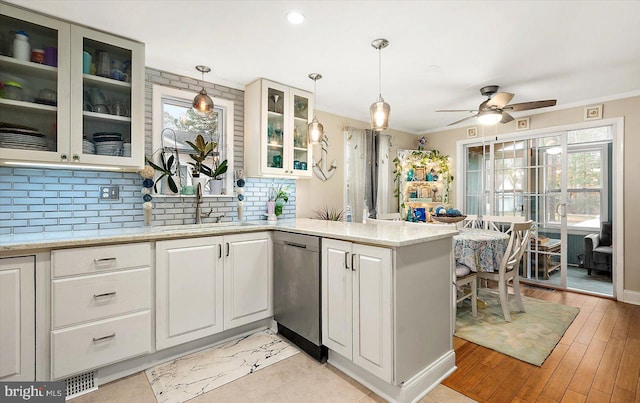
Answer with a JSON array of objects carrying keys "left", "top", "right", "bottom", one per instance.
[{"left": 273, "top": 232, "right": 327, "bottom": 362}]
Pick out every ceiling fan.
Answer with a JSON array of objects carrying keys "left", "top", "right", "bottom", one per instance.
[{"left": 437, "top": 85, "right": 557, "bottom": 126}]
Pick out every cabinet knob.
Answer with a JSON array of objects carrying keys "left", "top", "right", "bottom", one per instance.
[
  {"left": 72, "top": 154, "right": 80, "bottom": 162},
  {"left": 60, "top": 154, "right": 68, "bottom": 161}
]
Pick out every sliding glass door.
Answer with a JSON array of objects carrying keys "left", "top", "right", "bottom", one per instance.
[{"left": 461, "top": 126, "right": 613, "bottom": 295}]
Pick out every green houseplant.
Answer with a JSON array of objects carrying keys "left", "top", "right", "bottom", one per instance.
[
  {"left": 186, "top": 134, "right": 215, "bottom": 178},
  {"left": 145, "top": 153, "right": 179, "bottom": 194}
]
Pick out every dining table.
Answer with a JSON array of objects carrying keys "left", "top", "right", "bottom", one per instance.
[{"left": 454, "top": 228, "right": 511, "bottom": 273}]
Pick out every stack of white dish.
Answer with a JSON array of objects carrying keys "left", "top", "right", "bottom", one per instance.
[
  {"left": 93, "top": 132, "right": 123, "bottom": 156},
  {"left": 82, "top": 138, "right": 95, "bottom": 154},
  {"left": 123, "top": 142, "right": 131, "bottom": 157},
  {"left": 0, "top": 125, "right": 51, "bottom": 151}
]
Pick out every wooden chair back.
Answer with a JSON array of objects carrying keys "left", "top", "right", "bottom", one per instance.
[
  {"left": 482, "top": 215, "right": 525, "bottom": 233},
  {"left": 377, "top": 212, "right": 401, "bottom": 221},
  {"left": 462, "top": 214, "right": 480, "bottom": 229},
  {"left": 499, "top": 221, "right": 533, "bottom": 274}
]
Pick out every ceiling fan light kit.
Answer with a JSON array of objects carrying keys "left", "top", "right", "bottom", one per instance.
[
  {"left": 192, "top": 65, "right": 214, "bottom": 116},
  {"left": 370, "top": 38, "right": 390, "bottom": 131},
  {"left": 437, "top": 85, "right": 557, "bottom": 127}
]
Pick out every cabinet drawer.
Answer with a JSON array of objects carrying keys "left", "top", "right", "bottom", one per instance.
[
  {"left": 52, "top": 243, "right": 150, "bottom": 278},
  {"left": 52, "top": 267, "right": 150, "bottom": 328},
  {"left": 51, "top": 310, "right": 151, "bottom": 379}
]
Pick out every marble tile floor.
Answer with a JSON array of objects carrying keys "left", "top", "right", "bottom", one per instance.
[{"left": 70, "top": 352, "right": 475, "bottom": 403}]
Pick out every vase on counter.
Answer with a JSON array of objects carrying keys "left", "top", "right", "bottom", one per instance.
[{"left": 192, "top": 176, "right": 208, "bottom": 194}]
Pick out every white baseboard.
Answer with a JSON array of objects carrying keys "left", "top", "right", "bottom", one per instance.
[{"left": 622, "top": 289, "right": 640, "bottom": 305}]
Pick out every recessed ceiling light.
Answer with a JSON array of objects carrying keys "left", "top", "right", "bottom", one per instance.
[{"left": 286, "top": 11, "right": 305, "bottom": 24}]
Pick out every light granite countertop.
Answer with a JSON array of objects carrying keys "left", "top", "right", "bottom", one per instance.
[{"left": 0, "top": 218, "right": 457, "bottom": 253}]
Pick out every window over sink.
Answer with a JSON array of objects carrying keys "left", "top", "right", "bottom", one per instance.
[{"left": 151, "top": 85, "right": 234, "bottom": 196}]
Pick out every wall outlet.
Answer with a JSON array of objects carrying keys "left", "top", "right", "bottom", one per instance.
[{"left": 99, "top": 185, "right": 119, "bottom": 200}]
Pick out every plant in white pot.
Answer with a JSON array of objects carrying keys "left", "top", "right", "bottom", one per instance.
[
  {"left": 186, "top": 134, "right": 214, "bottom": 192},
  {"left": 202, "top": 155, "right": 228, "bottom": 195}
]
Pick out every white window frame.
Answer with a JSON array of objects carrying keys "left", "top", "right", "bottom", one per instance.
[{"left": 151, "top": 84, "right": 235, "bottom": 196}]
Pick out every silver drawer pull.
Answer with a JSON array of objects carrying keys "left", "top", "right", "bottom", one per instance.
[
  {"left": 92, "top": 333, "right": 116, "bottom": 342},
  {"left": 93, "top": 292, "right": 116, "bottom": 299},
  {"left": 94, "top": 257, "right": 117, "bottom": 264}
]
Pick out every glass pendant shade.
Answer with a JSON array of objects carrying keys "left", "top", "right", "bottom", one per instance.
[
  {"left": 193, "top": 65, "right": 214, "bottom": 116},
  {"left": 193, "top": 88, "right": 214, "bottom": 116},
  {"left": 308, "top": 117, "right": 324, "bottom": 144},
  {"left": 370, "top": 38, "right": 390, "bottom": 131},
  {"left": 370, "top": 95, "right": 390, "bottom": 131},
  {"left": 308, "top": 73, "right": 324, "bottom": 144},
  {"left": 477, "top": 109, "right": 502, "bottom": 125}
]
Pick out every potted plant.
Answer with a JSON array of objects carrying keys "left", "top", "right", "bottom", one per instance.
[
  {"left": 186, "top": 134, "right": 214, "bottom": 191},
  {"left": 145, "top": 152, "right": 180, "bottom": 194},
  {"left": 202, "top": 155, "right": 228, "bottom": 195}
]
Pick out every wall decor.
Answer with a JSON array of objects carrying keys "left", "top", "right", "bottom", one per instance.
[
  {"left": 313, "top": 135, "right": 337, "bottom": 181},
  {"left": 516, "top": 117, "right": 530, "bottom": 131},
  {"left": 414, "top": 167, "right": 425, "bottom": 181},
  {"left": 466, "top": 127, "right": 478, "bottom": 138},
  {"left": 584, "top": 104, "right": 603, "bottom": 120}
]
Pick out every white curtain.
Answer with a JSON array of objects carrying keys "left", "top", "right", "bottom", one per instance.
[
  {"left": 376, "top": 134, "right": 391, "bottom": 214},
  {"left": 345, "top": 127, "right": 366, "bottom": 222}
]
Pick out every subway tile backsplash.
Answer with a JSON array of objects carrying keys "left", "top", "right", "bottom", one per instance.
[{"left": 0, "top": 167, "right": 295, "bottom": 235}]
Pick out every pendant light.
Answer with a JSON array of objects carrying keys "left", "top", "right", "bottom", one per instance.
[
  {"left": 370, "top": 38, "right": 390, "bottom": 131},
  {"left": 308, "top": 73, "right": 324, "bottom": 144},
  {"left": 192, "top": 65, "right": 214, "bottom": 116}
]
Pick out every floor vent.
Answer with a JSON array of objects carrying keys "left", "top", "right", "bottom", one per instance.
[{"left": 64, "top": 371, "right": 97, "bottom": 399}]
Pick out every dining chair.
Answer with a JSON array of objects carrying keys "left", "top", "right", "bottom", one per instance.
[
  {"left": 455, "top": 265, "right": 477, "bottom": 318},
  {"left": 366, "top": 217, "right": 404, "bottom": 226},
  {"left": 477, "top": 220, "right": 532, "bottom": 322},
  {"left": 459, "top": 214, "right": 479, "bottom": 229},
  {"left": 482, "top": 215, "right": 525, "bottom": 233}
]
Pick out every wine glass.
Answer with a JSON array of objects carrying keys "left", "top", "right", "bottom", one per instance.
[{"left": 272, "top": 94, "right": 280, "bottom": 113}]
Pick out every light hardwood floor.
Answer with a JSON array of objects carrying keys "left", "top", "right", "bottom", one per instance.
[{"left": 444, "top": 286, "right": 640, "bottom": 403}]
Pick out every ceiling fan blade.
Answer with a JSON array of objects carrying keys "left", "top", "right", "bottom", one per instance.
[
  {"left": 436, "top": 109, "right": 478, "bottom": 113},
  {"left": 447, "top": 114, "right": 478, "bottom": 126},
  {"left": 486, "top": 92, "right": 514, "bottom": 108},
  {"left": 504, "top": 99, "right": 557, "bottom": 112},
  {"left": 500, "top": 112, "right": 514, "bottom": 124}
]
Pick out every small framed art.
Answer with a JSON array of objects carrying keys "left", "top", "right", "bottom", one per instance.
[
  {"left": 516, "top": 117, "right": 530, "bottom": 131},
  {"left": 414, "top": 167, "right": 425, "bottom": 181},
  {"left": 466, "top": 127, "right": 478, "bottom": 138},
  {"left": 584, "top": 105, "right": 603, "bottom": 120}
]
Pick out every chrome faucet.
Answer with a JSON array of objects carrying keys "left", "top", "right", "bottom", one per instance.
[{"left": 195, "top": 183, "right": 213, "bottom": 224}]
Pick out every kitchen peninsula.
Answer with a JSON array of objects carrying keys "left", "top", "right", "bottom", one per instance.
[{"left": 0, "top": 219, "right": 457, "bottom": 403}]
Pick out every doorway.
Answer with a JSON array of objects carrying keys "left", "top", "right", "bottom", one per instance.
[{"left": 459, "top": 124, "right": 615, "bottom": 297}]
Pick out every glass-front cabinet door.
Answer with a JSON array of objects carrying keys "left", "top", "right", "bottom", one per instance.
[
  {"left": 258, "top": 79, "right": 312, "bottom": 177},
  {"left": 0, "top": 5, "right": 71, "bottom": 163},
  {"left": 290, "top": 88, "right": 312, "bottom": 176},
  {"left": 70, "top": 26, "right": 144, "bottom": 167}
]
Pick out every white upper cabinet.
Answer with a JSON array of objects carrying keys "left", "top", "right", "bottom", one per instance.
[
  {"left": 244, "top": 79, "right": 313, "bottom": 178},
  {"left": 0, "top": 3, "right": 145, "bottom": 170}
]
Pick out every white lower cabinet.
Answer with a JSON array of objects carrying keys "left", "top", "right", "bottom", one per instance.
[
  {"left": 156, "top": 232, "right": 272, "bottom": 350},
  {"left": 50, "top": 243, "right": 152, "bottom": 379},
  {"left": 321, "top": 239, "right": 392, "bottom": 382},
  {"left": 0, "top": 256, "right": 35, "bottom": 382}
]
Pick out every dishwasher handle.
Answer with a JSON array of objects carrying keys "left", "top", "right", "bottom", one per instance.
[{"left": 284, "top": 241, "right": 308, "bottom": 249}]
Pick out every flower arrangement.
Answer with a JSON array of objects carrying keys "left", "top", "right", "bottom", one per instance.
[
  {"left": 417, "top": 136, "right": 427, "bottom": 150},
  {"left": 268, "top": 182, "right": 289, "bottom": 216}
]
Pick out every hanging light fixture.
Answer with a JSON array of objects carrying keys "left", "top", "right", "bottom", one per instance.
[
  {"left": 308, "top": 73, "right": 324, "bottom": 144},
  {"left": 477, "top": 109, "right": 502, "bottom": 125},
  {"left": 192, "top": 65, "right": 214, "bottom": 116},
  {"left": 370, "top": 38, "right": 390, "bottom": 131}
]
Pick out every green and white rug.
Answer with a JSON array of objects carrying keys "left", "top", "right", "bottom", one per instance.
[{"left": 455, "top": 289, "right": 579, "bottom": 366}]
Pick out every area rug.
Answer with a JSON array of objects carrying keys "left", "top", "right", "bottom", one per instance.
[
  {"left": 455, "top": 289, "right": 579, "bottom": 366},
  {"left": 145, "top": 329, "right": 299, "bottom": 403}
]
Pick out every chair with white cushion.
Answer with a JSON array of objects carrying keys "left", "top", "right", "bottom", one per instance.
[
  {"left": 477, "top": 220, "right": 532, "bottom": 322},
  {"left": 455, "top": 265, "right": 477, "bottom": 318}
]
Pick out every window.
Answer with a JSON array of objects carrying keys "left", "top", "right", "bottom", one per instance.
[{"left": 151, "top": 85, "right": 234, "bottom": 194}]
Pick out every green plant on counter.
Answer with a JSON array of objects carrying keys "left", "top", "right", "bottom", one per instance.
[
  {"left": 313, "top": 206, "right": 345, "bottom": 221},
  {"left": 201, "top": 158, "right": 228, "bottom": 180}
]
